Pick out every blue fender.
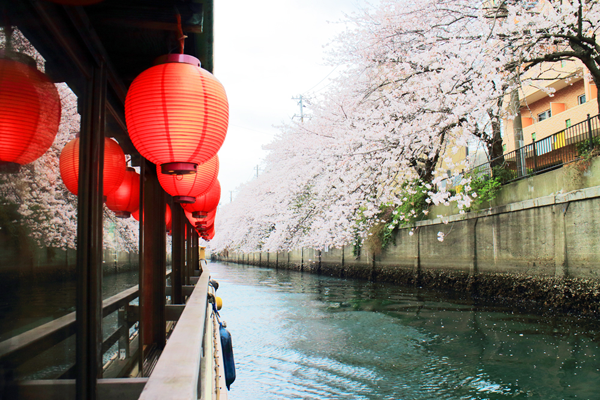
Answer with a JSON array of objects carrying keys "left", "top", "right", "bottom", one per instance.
[{"left": 220, "top": 324, "right": 236, "bottom": 390}]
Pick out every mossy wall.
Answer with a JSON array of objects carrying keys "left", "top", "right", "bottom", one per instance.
[{"left": 217, "top": 185, "right": 600, "bottom": 317}]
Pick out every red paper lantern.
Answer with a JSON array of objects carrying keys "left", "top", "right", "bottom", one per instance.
[
  {"left": 0, "top": 55, "right": 61, "bottom": 170},
  {"left": 195, "top": 212, "right": 215, "bottom": 229},
  {"left": 157, "top": 155, "right": 219, "bottom": 203},
  {"left": 166, "top": 204, "right": 172, "bottom": 232},
  {"left": 181, "top": 179, "right": 221, "bottom": 218},
  {"left": 59, "top": 137, "right": 126, "bottom": 196},
  {"left": 198, "top": 225, "right": 214, "bottom": 235},
  {"left": 125, "top": 54, "right": 228, "bottom": 175},
  {"left": 195, "top": 208, "right": 216, "bottom": 223},
  {"left": 132, "top": 203, "right": 171, "bottom": 231},
  {"left": 106, "top": 167, "right": 140, "bottom": 218},
  {"left": 201, "top": 226, "right": 215, "bottom": 241},
  {"left": 184, "top": 209, "right": 196, "bottom": 226},
  {"left": 196, "top": 211, "right": 215, "bottom": 229}
]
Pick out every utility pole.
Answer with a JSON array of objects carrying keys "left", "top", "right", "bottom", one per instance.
[
  {"left": 230, "top": 191, "right": 233, "bottom": 203},
  {"left": 256, "top": 165, "right": 259, "bottom": 178},
  {"left": 292, "top": 95, "right": 304, "bottom": 122}
]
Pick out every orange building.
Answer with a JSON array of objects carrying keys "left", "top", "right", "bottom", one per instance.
[{"left": 503, "top": 60, "right": 598, "bottom": 153}]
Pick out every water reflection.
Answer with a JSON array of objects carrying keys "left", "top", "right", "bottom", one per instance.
[
  {"left": 0, "top": 270, "right": 139, "bottom": 380},
  {"left": 211, "top": 262, "right": 600, "bottom": 400}
]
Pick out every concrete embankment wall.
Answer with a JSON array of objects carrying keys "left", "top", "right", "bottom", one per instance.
[{"left": 217, "top": 184, "right": 600, "bottom": 318}]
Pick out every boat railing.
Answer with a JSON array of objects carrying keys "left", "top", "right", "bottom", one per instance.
[
  {"left": 0, "top": 270, "right": 224, "bottom": 400},
  {"left": 137, "top": 268, "right": 226, "bottom": 399}
]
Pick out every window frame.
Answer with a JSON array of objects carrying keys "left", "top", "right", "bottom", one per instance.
[{"left": 537, "top": 109, "right": 552, "bottom": 122}]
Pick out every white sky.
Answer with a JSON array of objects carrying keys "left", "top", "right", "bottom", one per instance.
[{"left": 213, "top": 0, "right": 370, "bottom": 204}]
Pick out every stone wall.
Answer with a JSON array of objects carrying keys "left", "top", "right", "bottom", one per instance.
[{"left": 216, "top": 185, "right": 600, "bottom": 317}]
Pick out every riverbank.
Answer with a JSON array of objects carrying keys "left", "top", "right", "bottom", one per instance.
[
  {"left": 216, "top": 182, "right": 600, "bottom": 319},
  {"left": 217, "top": 256, "right": 600, "bottom": 319}
]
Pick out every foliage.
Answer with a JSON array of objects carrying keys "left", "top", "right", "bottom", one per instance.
[
  {"left": 468, "top": 175, "right": 501, "bottom": 207},
  {"left": 0, "top": 29, "right": 139, "bottom": 253},
  {"left": 211, "top": 0, "right": 600, "bottom": 254},
  {"left": 567, "top": 136, "right": 600, "bottom": 179},
  {"left": 374, "top": 180, "right": 429, "bottom": 251},
  {"left": 576, "top": 137, "right": 600, "bottom": 160},
  {"left": 465, "top": 166, "right": 517, "bottom": 208}
]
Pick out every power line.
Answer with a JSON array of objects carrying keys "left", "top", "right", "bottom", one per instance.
[{"left": 302, "top": 64, "right": 340, "bottom": 95}]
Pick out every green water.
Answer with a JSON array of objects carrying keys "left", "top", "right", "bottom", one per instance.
[{"left": 210, "top": 262, "right": 600, "bottom": 400}]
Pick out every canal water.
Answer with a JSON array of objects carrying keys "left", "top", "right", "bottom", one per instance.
[{"left": 210, "top": 262, "right": 600, "bottom": 400}]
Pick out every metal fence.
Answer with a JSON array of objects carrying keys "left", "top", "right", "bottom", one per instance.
[{"left": 468, "top": 113, "right": 600, "bottom": 183}]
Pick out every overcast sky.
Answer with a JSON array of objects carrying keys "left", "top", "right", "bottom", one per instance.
[{"left": 213, "top": 0, "right": 370, "bottom": 205}]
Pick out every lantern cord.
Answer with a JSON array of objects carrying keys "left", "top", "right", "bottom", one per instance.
[{"left": 175, "top": 13, "right": 187, "bottom": 54}]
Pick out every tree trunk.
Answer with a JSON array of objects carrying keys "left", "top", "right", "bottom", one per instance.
[{"left": 488, "top": 115, "right": 505, "bottom": 169}]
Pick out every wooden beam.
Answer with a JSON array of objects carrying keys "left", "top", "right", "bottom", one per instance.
[
  {"left": 98, "top": 19, "right": 203, "bottom": 33},
  {"left": 165, "top": 305, "right": 186, "bottom": 322},
  {"left": 17, "top": 378, "right": 148, "bottom": 400},
  {"left": 127, "top": 305, "right": 186, "bottom": 322},
  {"left": 165, "top": 285, "right": 195, "bottom": 297},
  {"left": 0, "top": 286, "right": 139, "bottom": 366}
]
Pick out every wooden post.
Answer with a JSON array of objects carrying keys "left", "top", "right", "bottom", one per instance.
[
  {"left": 172, "top": 205, "right": 184, "bottom": 304},
  {"left": 76, "top": 63, "right": 106, "bottom": 400},
  {"left": 118, "top": 307, "right": 130, "bottom": 360},
  {"left": 141, "top": 160, "right": 167, "bottom": 366},
  {"left": 186, "top": 223, "right": 192, "bottom": 285},
  {"left": 137, "top": 157, "right": 145, "bottom": 377}
]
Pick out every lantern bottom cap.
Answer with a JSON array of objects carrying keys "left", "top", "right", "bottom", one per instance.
[
  {"left": 161, "top": 162, "right": 197, "bottom": 175},
  {"left": 114, "top": 211, "right": 132, "bottom": 218},
  {"left": 0, "top": 162, "right": 21, "bottom": 174},
  {"left": 193, "top": 212, "right": 208, "bottom": 218},
  {"left": 174, "top": 195, "right": 195, "bottom": 204}
]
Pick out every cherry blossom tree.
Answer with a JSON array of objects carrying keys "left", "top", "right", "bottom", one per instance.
[
  {"left": 1, "top": 28, "right": 139, "bottom": 252},
  {"left": 211, "top": 0, "right": 600, "bottom": 254},
  {"left": 491, "top": 0, "right": 600, "bottom": 112}
]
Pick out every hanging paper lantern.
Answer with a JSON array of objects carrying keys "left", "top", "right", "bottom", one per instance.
[
  {"left": 0, "top": 54, "right": 61, "bottom": 171},
  {"left": 59, "top": 137, "right": 126, "bottom": 196},
  {"left": 157, "top": 155, "right": 219, "bottom": 203},
  {"left": 195, "top": 212, "right": 215, "bottom": 228},
  {"left": 197, "top": 222, "right": 214, "bottom": 235},
  {"left": 133, "top": 204, "right": 172, "bottom": 232},
  {"left": 106, "top": 167, "right": 140, "bottom": 218},
  {"left": 182, "top": 179, "right": 221, "bottom": 218},
  {"left": 201, "top": 226, "right": 215, "bottom": 241},
  {"left": 184, "top": 209, "right": 196, "bottom": 226},
  {"left": 195, "top": 208, "right": 216, "bottom": 224},
  {"left": 125, "top": 54, "right": 229, "bottom": 175},
  {"left": 196, "top": 214, "right": 215, "bottom": 230},
  {"left": 166, "top": 203, "right": 172, "bottom": 232}
]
